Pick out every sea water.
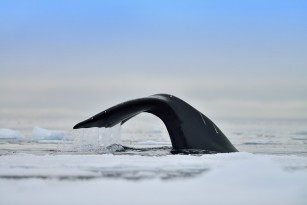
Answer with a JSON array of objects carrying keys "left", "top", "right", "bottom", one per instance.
[{"left": 1, "top": 114, "right": 306, "bottom": 156}]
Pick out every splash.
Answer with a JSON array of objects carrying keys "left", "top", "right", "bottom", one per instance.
[{"left": 59, "top": 125, "right": 122, "bottom": 153}]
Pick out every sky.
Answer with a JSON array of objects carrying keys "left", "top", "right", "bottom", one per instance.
[{"left": 0, "top": 0, "right": 307, "bottom": 120}]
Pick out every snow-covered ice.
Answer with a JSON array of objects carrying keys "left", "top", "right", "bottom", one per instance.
[{"left": 0, "top": 152, "right": 306, "bottom": 205}]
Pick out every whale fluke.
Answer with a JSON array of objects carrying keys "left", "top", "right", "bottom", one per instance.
[{"left": 73, "top": 94, "right": 238, "bottom": 153}]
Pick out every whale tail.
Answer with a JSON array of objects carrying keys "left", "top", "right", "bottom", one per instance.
[
  {"left": 74, "top": 94, "right": 238, "bottom": 153},
  {"left": 73, "top": 97, "right": 151, "bottom": 129}
]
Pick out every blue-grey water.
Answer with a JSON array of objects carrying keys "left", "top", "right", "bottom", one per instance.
[{"left": 0, "top": 114, "right": 306, "bottom": 156}]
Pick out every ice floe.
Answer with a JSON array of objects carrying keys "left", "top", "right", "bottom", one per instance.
[
  {"left": 0, "top": 128, "right": 25, "bottom": 142},
  {"left": 32, "top": 126, "right": 66, "bottom": 142},
  {"left": 0, "top": 152, "right": 306, "bottom": 205}
]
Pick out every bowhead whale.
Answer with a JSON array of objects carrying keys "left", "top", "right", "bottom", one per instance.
[{"left": 73, "top": 94, "right": 238, "bottom": 153}]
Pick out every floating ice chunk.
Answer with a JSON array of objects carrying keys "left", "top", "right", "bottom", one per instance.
[
  {"left": 32, "top": 126, "right": 65, "bottom": 141},
  {"left": 0, "top": 128, "right": 25, "bottom": 141}
]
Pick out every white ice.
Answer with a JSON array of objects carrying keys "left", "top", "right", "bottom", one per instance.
[
  {"left": 0, "top": 128, "right": 25, "bottom": 141},
  {"left": 0, "top": 152, "right": 306, "bottom": 205},
  {"left": 32, "top": 126, "right": 66, "bottom": 142}
]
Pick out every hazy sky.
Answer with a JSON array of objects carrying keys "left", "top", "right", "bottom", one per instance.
[{"left": 1, "top": 0, "right": 306, "bottom": 119}]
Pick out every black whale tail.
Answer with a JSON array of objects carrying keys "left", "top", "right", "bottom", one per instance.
[{"left": 73, "top": 94, "right": 238, "bottom": 153}]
